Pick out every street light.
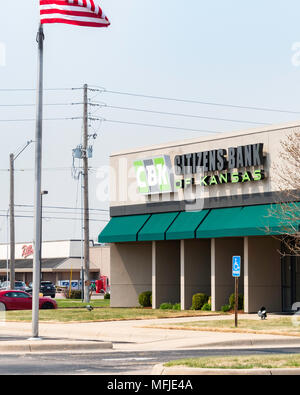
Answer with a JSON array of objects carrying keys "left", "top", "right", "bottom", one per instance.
[
  {"left": 9, "top": 140, "right": 33, "bottom": 290},
  {"left": 40, "top": 190, "right": 48, "bottom": 282}
]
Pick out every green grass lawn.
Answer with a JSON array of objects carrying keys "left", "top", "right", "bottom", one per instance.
[
  {"left": 157, "top": 317, "right": 300, "bottom": 335},
  {"left": 5, "top": 307, "right": 220, "bottom": 323},
  {"left": 55, "top": 299, "right": 110, "bottom": 309},
  {"left": 165, "top": 354, "right": 300, "bottom": 370}
]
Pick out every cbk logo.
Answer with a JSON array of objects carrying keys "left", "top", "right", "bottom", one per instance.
[{"left": 134, "top": 155, "right": 174, "bottom": 195}]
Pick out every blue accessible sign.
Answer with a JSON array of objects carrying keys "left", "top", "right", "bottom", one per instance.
[{"left": 232, "top": 256, "right": 241, "bottom": 278}]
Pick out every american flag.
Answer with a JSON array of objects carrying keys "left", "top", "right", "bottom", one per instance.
[{"left": 40, "top": 0, "right": 110, "bottom": 28}]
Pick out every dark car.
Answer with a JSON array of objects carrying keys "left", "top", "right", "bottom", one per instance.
[{"left": 26, "top": 281, "right": 56, "bottom": 299}]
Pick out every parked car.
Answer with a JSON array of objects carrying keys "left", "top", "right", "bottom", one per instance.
[
  {"left": 0, "top": 290, "right": 57, "bottom": 311},
  {"left": 26, "top": 281, "right": 56, "bottom": 299},
  {"left": 0, "top": 281, "right": 26, "bottom": 291}
]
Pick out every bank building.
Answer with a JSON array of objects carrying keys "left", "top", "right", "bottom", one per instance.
[{"left": 99, "top": 121, "right": 300, "bottom": 313}]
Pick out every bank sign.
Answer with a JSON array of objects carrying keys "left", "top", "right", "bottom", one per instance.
[
  {"left": 134, "top": 156, "right": 174, "bottom": 195},
  {"left": 134, "top": 143, "right": 266, "bottom": 195}
]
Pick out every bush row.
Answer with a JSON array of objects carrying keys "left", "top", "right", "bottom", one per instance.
[{"left": 138, "top": 291, "right": 243, "bottom": 312}]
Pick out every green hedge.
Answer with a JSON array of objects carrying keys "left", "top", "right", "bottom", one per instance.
[
  {"left": 201, "top": 303, "right": 211, "bottom": 311},
  {"left": 138, "top": 291, "right": 152, "bottom": 308},
  {"left": 221, "top": 304, "right": 231, "bottom": 313},
  {"left": 159, "top": 302, "right": 173, "bottom": 310},
  {"left": 229, "top": 293, "right": 244, "bottom": 310},
  {"left": 192, "top": 293, "right": 209, "bottom": 310},
  {"left": 159, "top": 302, "right": 181, "bottom": 310}
]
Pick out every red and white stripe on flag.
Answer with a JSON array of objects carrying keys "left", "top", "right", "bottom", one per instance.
[{"left": 40, "top": 0, "right": 110, "bottom": 27}]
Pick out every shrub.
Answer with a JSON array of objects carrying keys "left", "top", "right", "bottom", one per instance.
[
  {"left": 138, "top": 291, "right": 152, "bottom": 308},
  {"left": 229, "top": 294, "right": 244, "bottom": 310},
  {"left": 65, "top": 290, "right": 82, "bottom": 300},
  {"left": 201, "top": 303, "right": 211, "bottom": 311},
  {"left": 192, "top": 293, "right": 209, "bottom": 310},
  {"left": 172, "top": 303, "right": 181, "bottom": 310},
  {"left": 159, "top": 303, "right": 173, "bottom": 310},
  {"left": 221, "top": 304, "right": 231, "bottom": 313},
  {"left": 104, "top": 293, "right": 110, "bottom": 300}
]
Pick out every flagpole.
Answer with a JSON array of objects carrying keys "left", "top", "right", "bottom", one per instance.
[{"left": 31, "top": 23, "right": 44, "bottom": 340}]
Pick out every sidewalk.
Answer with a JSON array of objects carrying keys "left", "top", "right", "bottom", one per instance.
[{"left": 1, "top": 314, "right": 300, "bottom": 353}]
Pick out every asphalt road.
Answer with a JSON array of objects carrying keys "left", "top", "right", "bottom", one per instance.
[{"left": 0, "top": 347, "right": 300, "bottom": 375}]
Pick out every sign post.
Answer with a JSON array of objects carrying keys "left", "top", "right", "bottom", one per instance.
[{"left": 232, "top": 256, "right": 241, "bottom": 328}]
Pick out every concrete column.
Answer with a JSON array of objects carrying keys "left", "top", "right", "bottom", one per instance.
[
  {"left": 244, "top": 237, "right": 249, "bottom": 312},
  {"left": 211, "top": 238, "right": 244, "bottom": 311},
  {"left": 110, "top": 242, "right": 152, "bottom": 307},
  {"left": 152, "top": 241, "right": 157, "bottom": 309},
  {"left": 245, "top": 236, "right": 281, "bottom": 313},
  {"left": 154, "top": 240, "right": 180, "bottom": 307},
  {"left": 181, "top": 239, "right": 211, "bottom": 310},
  {"left": 180, "top": 240, "right": 185, "bottom": 311},
  {"left": 211, "top": 239, "right": 216, "bottom": 312}
]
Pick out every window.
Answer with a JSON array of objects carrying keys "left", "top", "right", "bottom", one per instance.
[
  {"left": 14, "top": 292, "right": 30, "bottom": 298},
  {"left": 4, "top": 292, "right": 29, "bottom": 298}
]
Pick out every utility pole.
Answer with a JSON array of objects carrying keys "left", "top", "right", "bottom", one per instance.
[
  {"left": 83, "top": 83, "right": 90, "bottom": 303},
  {"left": 9, "top": 153, "right": 15, "bottom": 289}
]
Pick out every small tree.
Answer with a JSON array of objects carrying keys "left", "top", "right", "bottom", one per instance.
[{"left": 271, "top": 130, "right": 300, "bottom": 255}]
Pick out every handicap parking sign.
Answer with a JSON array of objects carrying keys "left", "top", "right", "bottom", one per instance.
[{"left": 232, "top": 256, "right": 241, "bottom": 278}]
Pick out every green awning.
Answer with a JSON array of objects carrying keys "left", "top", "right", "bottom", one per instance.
[
  {"left": 196, "top": 207, "right": 243, "bottom": 239},
  {"left": 98, "top": 214, "right": 150, "bottom": 243},
  {"left": 196, "top": 203, "right": 300, "bottom": 239},
  {"left": 166, "top": 210, "right": 209, "bottom": 240},
  {"left": 231, "top": 203, "right": 300, "bottom": 237},
  {"left": 138, "top": 212, "right": 179, "bottom": 241}
]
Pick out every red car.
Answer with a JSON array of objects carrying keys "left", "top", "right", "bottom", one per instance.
[{"left": 0, "top": 290, "right": 57, "bottom": 311}]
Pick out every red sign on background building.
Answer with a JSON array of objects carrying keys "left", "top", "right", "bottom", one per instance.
[{"left": 22, "top": 245, "right": 34, "bottom": 259}]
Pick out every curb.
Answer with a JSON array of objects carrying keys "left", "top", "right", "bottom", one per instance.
[
  {"left": 152, "top": 364, "right": 300, "bottom": 376},
  {"left": 0, "top": 340, "right": 113, "bottom": 354},
  {"left": 143, "top": 325, "right": 300, "bottom": 340},
  {"left": 183, "top": 338, "right": 300, "bottom": 348}
]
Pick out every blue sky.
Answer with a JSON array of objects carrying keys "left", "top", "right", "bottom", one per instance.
[{"left": 0, "top": 0, "right": 300, "bottom": 242}]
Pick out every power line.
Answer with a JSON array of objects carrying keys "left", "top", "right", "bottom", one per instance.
[
  {"left": 2, "top": 85, "right": 300, "bottom": 115},
  {"left": 0, "top": 88, "right": 82, "bottom": 92},
  {"left": 90, "top": 86, "right": 300, "bottom": 115},
  {"left": 1, "top": 209, "right": 109, "bottom": 217},
  {"left": 91, "top": 117, "right": 221, "bottom": 134},
  {"left": 0, "top": 117, "right": 82, "bottom": 123},
  {"left": 0, "top": 102, "right": 82, "bottom": 108},
  {"left": 91, "top": 102, "right": 270, "bottom": 126},
  {"left": 0, "top": 214, "right": 108, "bottom": 222},
  {"left": 0, "top": 167, "right": 99, "bottom": 172},
  {"left": 14, "top": 204, "right": 109, "bottom": 212}
]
